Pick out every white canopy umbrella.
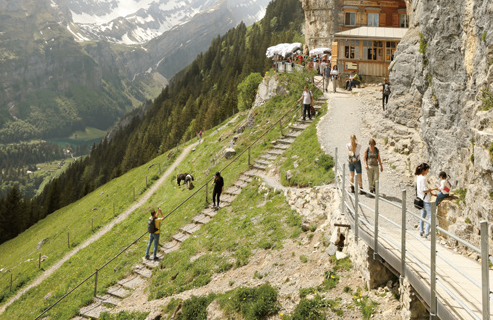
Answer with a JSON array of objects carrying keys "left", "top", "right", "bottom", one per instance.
[
  {"left": 309, "top": 47, "right": 332, "bottom": 56},
  {"left": 266, "top": 43, "right": 302, "bottom": 58}
]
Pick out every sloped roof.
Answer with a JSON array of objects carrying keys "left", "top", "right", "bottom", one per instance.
[{"left": 334, "top": 27, "right": 409, "bottom": 40}]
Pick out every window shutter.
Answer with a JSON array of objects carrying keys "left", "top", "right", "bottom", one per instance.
[
  {"left": 379, "top": 13, "right": 387, "bottom": 27},
  {"left": 392, "top": 13, "right": 399, "bottom": 27}
]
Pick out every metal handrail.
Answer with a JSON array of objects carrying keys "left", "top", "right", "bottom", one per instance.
[
  {"left": 332, "top": 147, "right": 490, "bottom": 320},
  {"left": 33, "top": 85, "right": 322, "bottom": 319}
]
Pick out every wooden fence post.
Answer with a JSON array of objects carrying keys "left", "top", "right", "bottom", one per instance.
[
  {"left": 146, "top": 176, "right": 148, "bottom": 188},
  {"left": 206, "top": 183, "right": 209, "bottom": 203},
  {"left": 94, "top": 269, "right": 98, "bottom": 297},
  {"left": 38, "top": 253, "right": 41, "bottom": 269},
  {"left": 133, "top": 187, "right": 135, "bottom": 200},
  {"left": 10, "top": 272, "right": 12, "bottom": 292},
  {"left": 67, "top": 232, "right": 70, "bottom": 248}
]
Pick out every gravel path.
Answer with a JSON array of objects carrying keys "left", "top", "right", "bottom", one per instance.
[
  {"left": 0, "top": 142, "right": 198, "bottom": 315},
  {"left": 316, "top": 83, "right": 420, "bottom": 232}
]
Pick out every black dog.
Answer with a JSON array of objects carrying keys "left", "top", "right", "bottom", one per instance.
[{"left": 177, "top": 173, "right": 194, "bottom": 189}]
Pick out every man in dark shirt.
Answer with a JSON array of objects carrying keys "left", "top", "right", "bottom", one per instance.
[{"left": 212, "top": 172, "right": 224, "bottom": 209}]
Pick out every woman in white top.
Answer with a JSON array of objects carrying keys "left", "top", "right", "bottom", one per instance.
[
  {"left": 415, "top": 163, "right": 437, "bottom": 238},
  {"left": 347, "top": 134, "right": 364, "bottom": 194},
  {"left": 330, "top": 65, "right": 339, "bottom": 93}
]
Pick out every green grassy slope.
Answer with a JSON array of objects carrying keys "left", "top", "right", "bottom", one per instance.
[
  {"left": 0, "top": 150, "right": 180, "bottom": 306},
  {"left": 0, "top": 71, "right": 315, "bottom": 319}
]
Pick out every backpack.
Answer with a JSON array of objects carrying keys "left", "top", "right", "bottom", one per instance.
[
  {"left": 147, "top": 217, "right": 157, "bottom": 233},
  {"left": 443, "top": 180, "right": 452, "bottom": 193},
  {"left": 383, "top": 83, "right": 391, "bottom": 95},
  {"left": 365, "top": 147, "right": 378, "bottom": 159}
]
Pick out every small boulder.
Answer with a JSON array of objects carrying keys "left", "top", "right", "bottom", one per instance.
[
  {"left": 41, "top": 255, "right": 48, "bottom": 262},
  {"left": 206, "top": 300, "right": 226, "bottom": 320},
  {"left": 224, "top": 148, "right": 236, "bottom": 159},
  {"left": 36, "top": 238, "right": 48, "bottom": 251},
  {"left": 326, "top": 243, "right": 338, "bottom": 256},
  {"left": 293, "top": 161, "right": 299, "bottom": 168},
  {"left": 285, "top": 170, "right": 293, "bottom": 181},
  {"left": 44, "top": 292, "right": 53, "bottom": 300},
  {"left": 145, "top": 310, "right": 162, "bottom": 320},
  {"left": 335, "top": 252, "right": 347, "bottom": 260}
]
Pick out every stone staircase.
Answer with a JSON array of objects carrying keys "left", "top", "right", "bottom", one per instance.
[{"left": 70, "top": 97, "right": 327, "bottom": 319}]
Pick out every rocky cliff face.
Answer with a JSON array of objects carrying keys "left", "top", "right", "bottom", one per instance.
[{"left": 387, "top": 0, "right": 493, "bottom": 242}]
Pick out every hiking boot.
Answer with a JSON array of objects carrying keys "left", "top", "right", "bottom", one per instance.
[
  {"left": 350, "top": 186, "right": 355, "bottom": 193},
  {"left": 145, "top": 256, "right": 150, "bottom": 260},
  {"left": 153, "top": 257, "right": 161, "bottom": 261},
  {"left": 419, "top": 232, "right": 423, "bottom": 237},
  {"left": 359, "top": 189, "right": 365, "bottom": 195}
]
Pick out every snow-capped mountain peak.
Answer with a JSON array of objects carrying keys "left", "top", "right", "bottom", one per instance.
[{"left": 59, "top": 0, "right": 267, "bottom": 45}]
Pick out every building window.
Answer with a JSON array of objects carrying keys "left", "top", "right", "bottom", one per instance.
[
  {"left": 345, "top": 12, "right": 356, "bottom": 26},
  {"left": 386, "top": 42, "right": 397, "bottom": 61},
  {"left": 399, "top": 14, "right": 408, "bottom": 28},
  {"left": 343, "top": 40, "right": 359, "bottom": 59},
  {"left": 363, "top": 41, "right": 383, "bottom": 61},
  {"left": 368, "top": 13, "right": 379, "bottom": 27}
]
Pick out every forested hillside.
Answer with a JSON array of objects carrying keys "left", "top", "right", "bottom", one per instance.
[{"left": 0, "top": 0, "right": 304, "bottom": 245}]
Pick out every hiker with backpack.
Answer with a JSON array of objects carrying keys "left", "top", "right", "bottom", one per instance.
[
  {"left": 381, "top": 78, "right": 391, "bottom": 110},
  {"left": 297, "top": 86, "right": 313, "bottom": 121},
  {"left": 364, "top": 139, "right": 383, "bottom": 196},
  {"left": 145, "top": 208, "right": 164, "bottom": 261},
  {"left": 330, "top": 65, "right": 339, "bottom": 93},
  {"left": 436, "top": 171, "right": 452, "bottom": 206}
]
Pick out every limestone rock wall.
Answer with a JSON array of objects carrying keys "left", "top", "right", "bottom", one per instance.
[
  {"left": 300, "top": 0, "right": 336, "bottom": 50},
  {"left": 387, "top": 0, "right": 493, "bottom": 245}
]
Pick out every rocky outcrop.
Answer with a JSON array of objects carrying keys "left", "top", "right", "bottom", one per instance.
[
  {"left": 300, "top": 0, "right": 336, "bottom": 50},
  {"left": 384, "top": 0, "right": 493, "bottom": 247}
]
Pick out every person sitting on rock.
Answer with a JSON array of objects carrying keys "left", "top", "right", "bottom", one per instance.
[{"left": 435, "top": 171, "right": 451, "bottom": 206}]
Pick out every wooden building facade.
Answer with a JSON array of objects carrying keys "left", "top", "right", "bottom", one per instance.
[{"left": 332, "top": 27, "right": 408, "bottom": 82}]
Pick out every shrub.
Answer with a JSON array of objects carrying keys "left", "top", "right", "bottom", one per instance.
[
  {"left": 482, "top": 32, "right": 487, "bottom": 43},
  {"left": 176, "top": 295, "right": 216, "bottom": 320},
  {"left": 318, "top": 154, "right": 334, "bottom": 171},
  {"left": 231, "top": 284, "right": 280, "bottom": 320},
  {"left": 300, "top": 255, "right": 308, "bottom": 263},
  {"left": 481, "top": 88, "right": 493, "bottom": 111},
  {"left": 238, "top": 73, "right": 264, "bottom": 111}
]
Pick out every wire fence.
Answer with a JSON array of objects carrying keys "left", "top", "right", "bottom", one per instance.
[{"left": 32, "top": 87, "right": 322, "bottom": 320}]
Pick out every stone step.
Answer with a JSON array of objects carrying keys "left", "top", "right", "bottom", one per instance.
[
  {"left": 266, "top": 149, "right": 284, "bottom": 156},
  {"left": 80, "top": 302, "right": 110, "bottom": 319},
  {"left": 161, "top": 241, "right": 180, "bottom": 255},
  {"left": 244, "top": 169, "right": 260, "bottom": 177},
  {"left": 252, "top": 164, "right": 267, "bottom": 171},
  {"left": 296, "top": 119, "right": 313, "bottom": 124},
  {"left": 172, "top": 232, "right": 190, "bottom": 243},
  {"left": 180, "top": 223, "right": 201, "bottom": 235},
  {"left": 234, "top": 180, "right": 248, "bottom": 188},
  {"left": 107, "top": 285, "right": 131, "bottom": 299},
  {"left": 260, "top": 154, "right": 277, "bottom": 161},
  {"left": 220, "top": 194, "right": 235, "bottom": 203},
  {"left": 238, "top": 175, "right": 253, "bottom": 183},
  {"left": 118, "top": 276, "right": 146, "bottom": 290},
  {"left": 71, "top": 317, "right": 90, "bottom": 320},
  {"left": 284, "top": 131, "right": 301, "bottom": 139},
  {"left": 134, "top": 267, "right": 153, "bottom": 279},
  {"left": 202, "top": 207, "right": 218, "bottom": 218},
  {"left": 224, "top": 186, "right": 242, "bottom": 195},
  {"left": 95, "top": 294, "right": 121, "bottom": 306},
  {"left": 255, "top": 159, "right": 272, "bottom": 166},
  {"left": 313, "top": 105, "right": 322, "bottom": 110},
  {"left": 273, "top": 144, "right": 290, "bottom": 150},
  {"left": 277, "top": 138, "right": 295, "bottom": 145},
  {"left": 192, "top": 214, "right": 212, "bottom": 224},
  {"left": 290, "top": 125, "right": 309, "bottom": 131}
]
